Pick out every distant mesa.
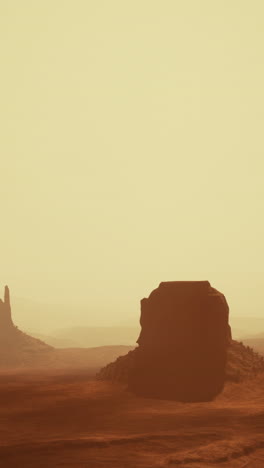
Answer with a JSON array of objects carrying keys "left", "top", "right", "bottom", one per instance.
[
  {"left": 0, "top": 285, "right": 132, "bottom": 369},
  {"left": 98, "top": 281, "right": 264, "bottom": 402}
]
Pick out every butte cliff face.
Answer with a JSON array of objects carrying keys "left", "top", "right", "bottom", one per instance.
[{"left": 128, "top": 281, "right": 231, "bottom": 401}]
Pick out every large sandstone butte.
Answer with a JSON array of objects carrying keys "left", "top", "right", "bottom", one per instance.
[{"left": 128, "top": 281, "right": 231, "bottom": 401}]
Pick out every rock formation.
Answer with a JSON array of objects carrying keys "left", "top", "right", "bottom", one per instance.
[
  {"left": 99, "top": 281, "right": 233, "bottom": 401},
  {"left": 0, "top": 286, "right": 13, "bottom": 328},
  {"left": 0, "top": 285, "right": 53, "bottom": 367},
  {"left": 129, "top": 281, "right": 231, "bottom": 401}
]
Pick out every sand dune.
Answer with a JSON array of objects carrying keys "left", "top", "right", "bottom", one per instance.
[{"left": 1, "top": 370, "right": 264, "bottom": 467}]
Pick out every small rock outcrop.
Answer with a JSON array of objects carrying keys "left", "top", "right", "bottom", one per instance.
[{"left": 99, "top": 281, "right": 232, "bottom": 401}]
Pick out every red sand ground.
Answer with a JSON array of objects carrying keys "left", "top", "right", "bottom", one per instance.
[{"left": 1, "top": 370, "right": 264, "bottom": 467}]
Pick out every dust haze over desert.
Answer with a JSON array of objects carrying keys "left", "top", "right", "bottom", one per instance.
[{"left": 1, "top": 1, "right": 264, "bottom": 467}]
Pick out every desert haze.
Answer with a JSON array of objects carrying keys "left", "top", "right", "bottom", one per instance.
[{"left": 2, "top": 1, "right": 264, "bottom": 467}]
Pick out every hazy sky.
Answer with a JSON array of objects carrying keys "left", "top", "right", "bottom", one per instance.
[{"left": 1, "top": 1, "right": 264, "bottom": 326}]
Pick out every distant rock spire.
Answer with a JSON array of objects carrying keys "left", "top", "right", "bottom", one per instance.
[
  {"left": 0, "top": 285, "right": 13, "bottom": 327},
  {"left": 4, "top": 285, "right": 10, "bottom": 308}
]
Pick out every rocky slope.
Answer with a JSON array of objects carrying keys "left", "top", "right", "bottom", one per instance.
[{"left": 97, "top": 340, "right": 264, "bottom": 384}]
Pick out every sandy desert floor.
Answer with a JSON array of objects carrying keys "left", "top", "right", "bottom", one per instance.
[{"left": 0, "top": 370, "right": 264, "bottom": 468}]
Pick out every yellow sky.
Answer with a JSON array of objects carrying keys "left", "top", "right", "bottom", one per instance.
[{"left": 1, "top": 1, "right": 264, "bottom": 325}]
